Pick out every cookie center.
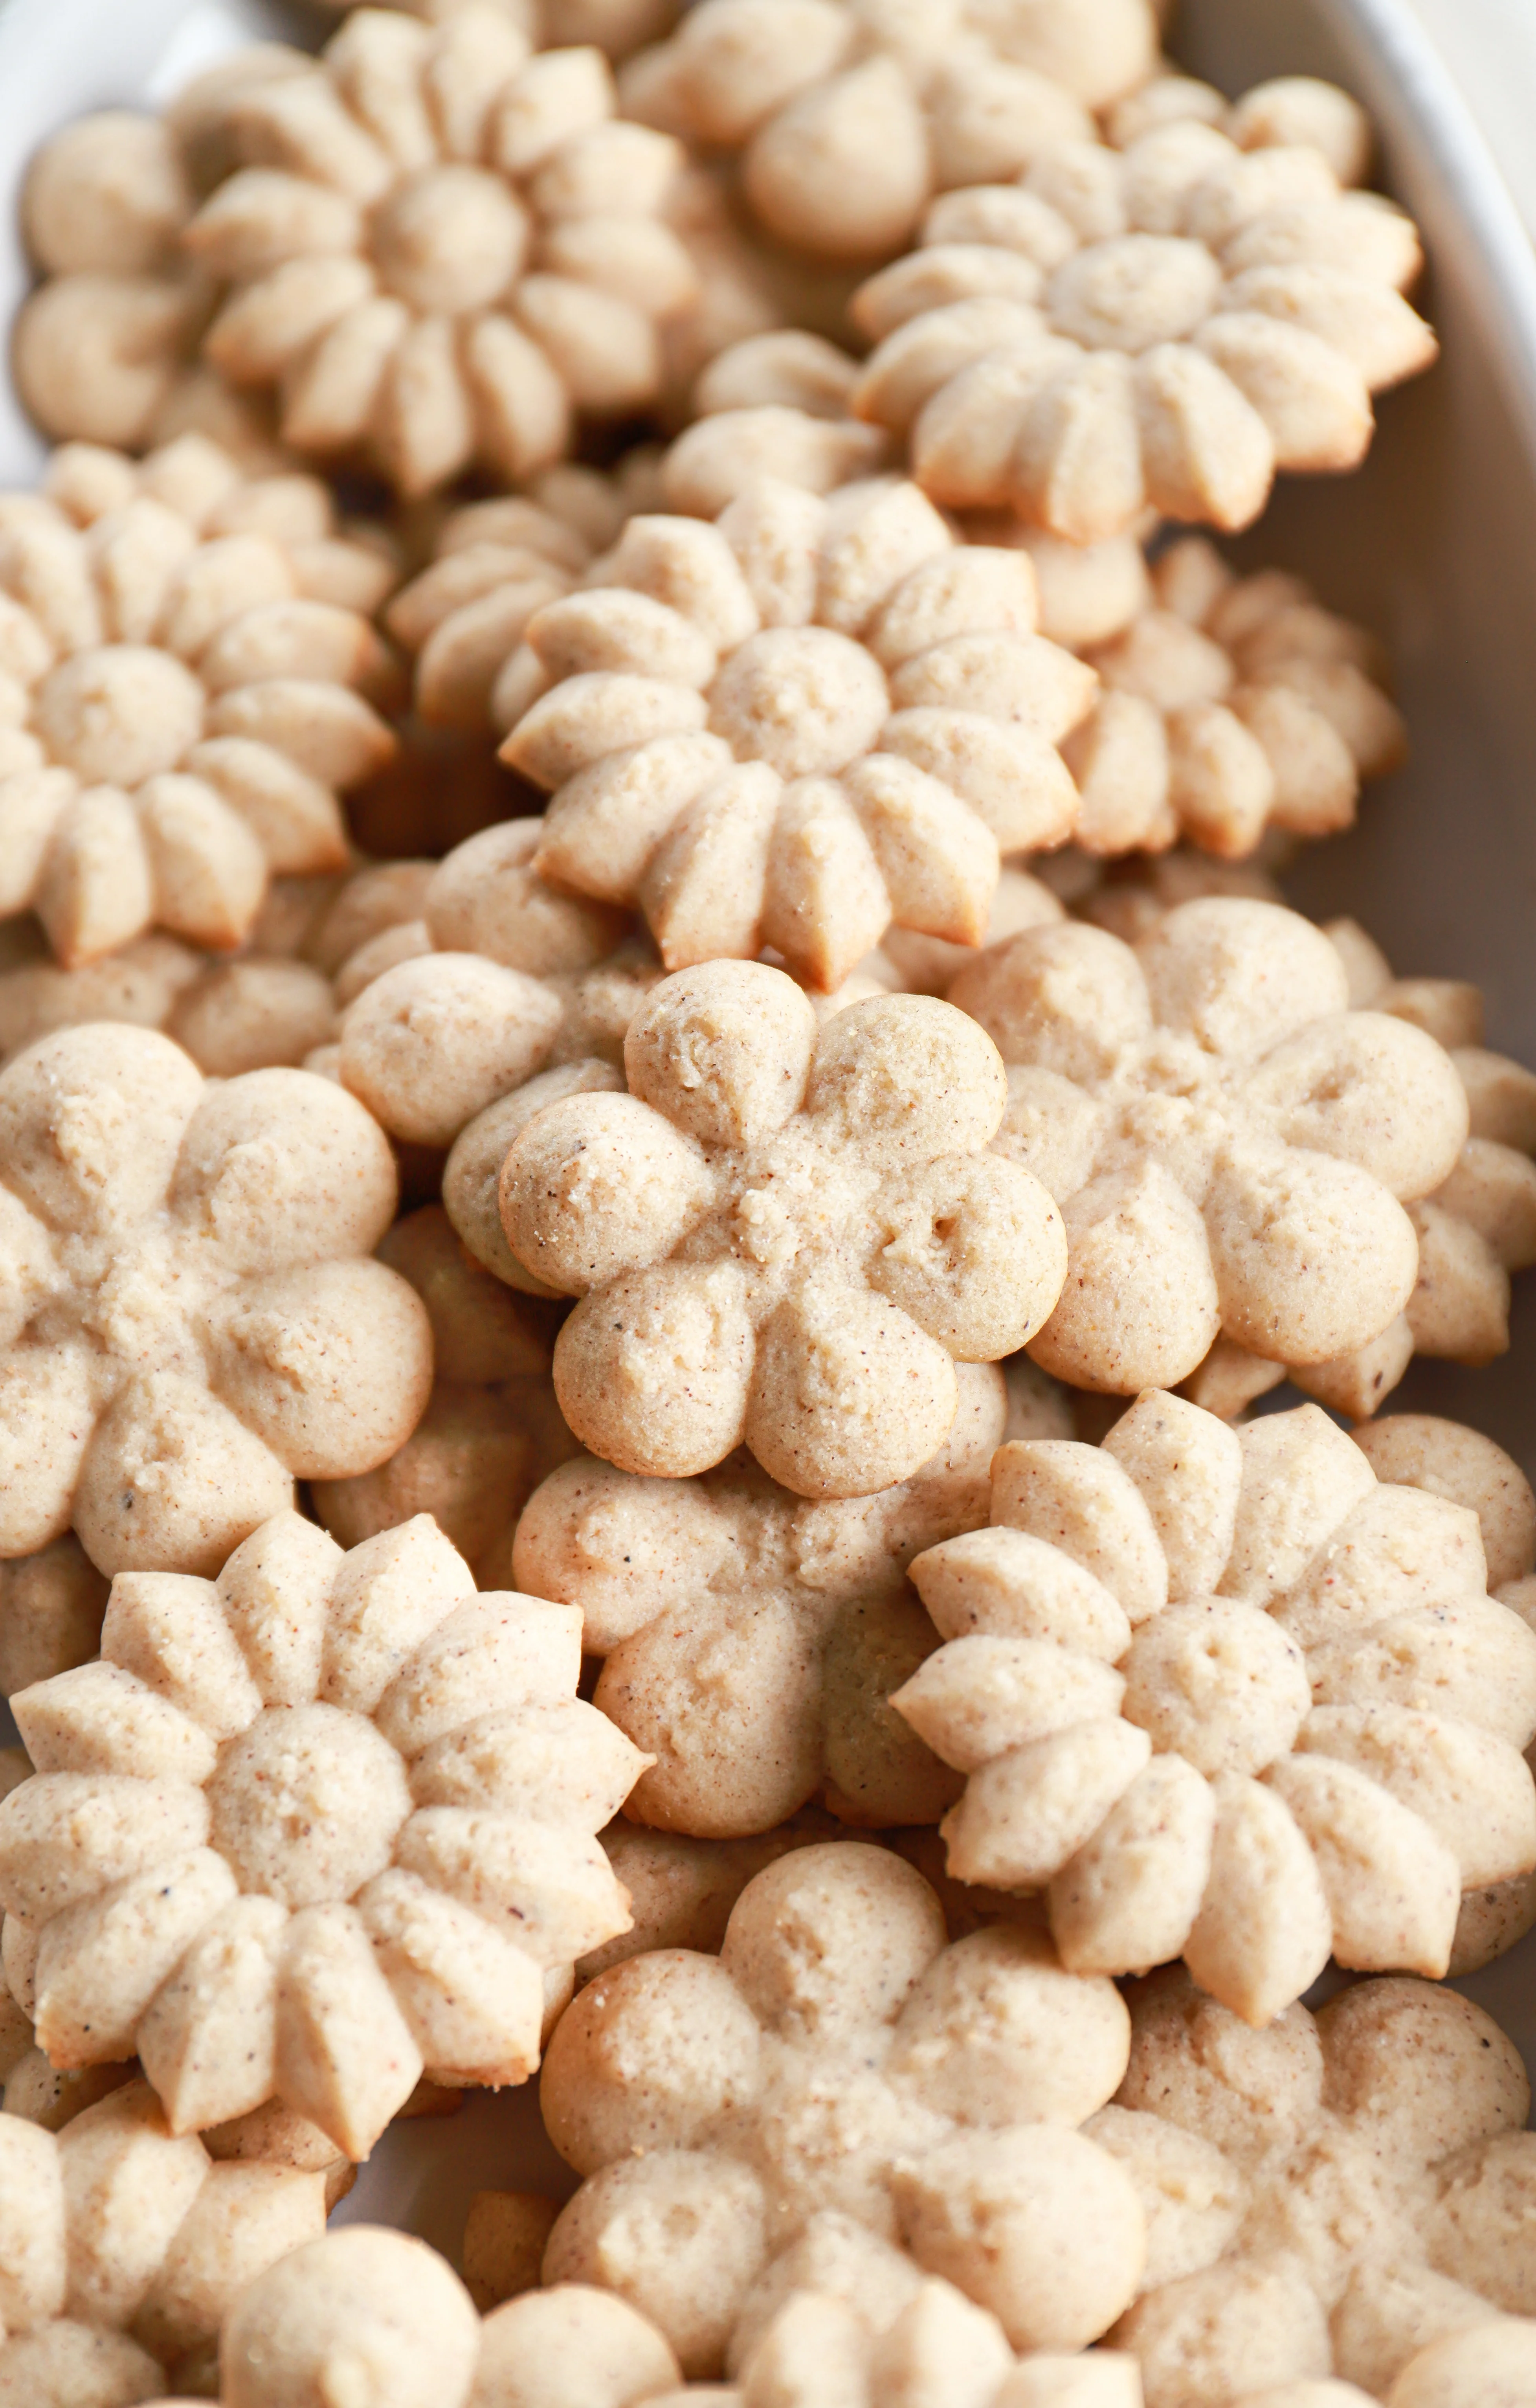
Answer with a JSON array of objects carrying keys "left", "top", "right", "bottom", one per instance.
[
  {"left": 1048, "top": 235, "right": 1222, "bottom": 354},
  {"left": 33, "top": 645, "right": 205, "bottom": 787},
  {"left": 208, "top": 1703, "right": 413, "bottom": 1908},
  {"left": 707, "top": 626, "right": 890, "bottom": 780},
  {"left": 371, "top": 164, "right": 529, "bottom": 316}
]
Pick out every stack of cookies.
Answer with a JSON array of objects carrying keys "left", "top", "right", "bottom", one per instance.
[{"left": 1, "top": 3, "right": 1534, "bottom": 2402}]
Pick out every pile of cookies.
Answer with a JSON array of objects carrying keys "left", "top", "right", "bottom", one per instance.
[{"left": 2, "top": 1, "right": 1535, "bottom": 2401}]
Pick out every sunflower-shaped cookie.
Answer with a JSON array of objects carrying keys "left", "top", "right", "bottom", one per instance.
[
  {"left": 512, "top": 1362, "right": 1007, "bottom": 1833},
  {"left": 183, "top": 7, "right": 699, "bottom": 495},
  {"left": 950, "top": 898, "right": 1470, "bottom": 1396},
  {"left": 500, "top": 478, "right": 1097, "bottom": 990},
  {"left": 851, "top": 112, "right": 1435, "bottom": 540},
  {"left": 620, "top": 0, "right": 1157, "bottom": 261},
  {"left": 494, "top": 960, "right": 1068, "bottom": 1496},
  {"left": 0, "top": 434, "right": 396, "bottom": 969},
  {"left": 540, "top": 1842, "right": 1147, "bottom": 2374},
  {"left": 0, "top": 1023, "right": 433, "bottom": 1579},
  {"left": 0, "top": 1510, "right": 643, "bottom": 2159},
  {"left": 0, "top": 2079, "right": 332, "bottom": 2399},
  {"left": 894, "top": 1393, "right": 1536, "bottom": 2025},
  {"left": 1107, "top": 1971, "right": 1536, "bottom": 2402},
  {"left": 1066, "top": 534, "right": 1406, "bottom": 858}
]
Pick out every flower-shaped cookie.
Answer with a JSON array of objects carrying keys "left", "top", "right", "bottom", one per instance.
[
  {"left": 540, "top": 1842, "right": 1146, "bottom": 2374},
  {"left": 894, "top": 1393, "right": 1536, "bottom": 2026},
  {"left": 0, "top": 2078, "right": 331, "bottom": 2400},
  {"left": 495, "top": 960, "right": 1068, "bottom": 1497},
  {"left": 184, "top": 9, "right": 699, "bottom": 495},
  {"left": 851, "top": 112, "right": 1436, "bottom": 540},
  {"left": 1062, "top": 896, "right": 1536, "bottom": 1420},
  {"left": 950, "top": 898, "right": 1470, "bottom": 1395},
  {"left": 512, "top": 1360, "right": 1009, "bottom": 1833},
  {"left": 312, "top": 1203, "right": 578, "bottom": 1591},
  {"left": 0, "top": 433, "right": 397, "bottom": 969},
  {"left": 0, "top": 1510, "right": 643, "bottom": 2158},
  {"left": 1105, "top": 1971, "right": 1536, "bottom": 2403},
  {"left": 1066, "top": 534, "right": 1407, "bottom": 858},
  {"left": 500, "top": 478, "right": 1098, "bottom": 990},
  {"left": 0, "top": 1023, "right": 434, "bottom": 1579},
  {"left": 620, "top": 0, "right": 1156, "bottom": 261}
]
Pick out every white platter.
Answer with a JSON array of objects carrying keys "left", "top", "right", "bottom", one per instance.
[{"left": 1, "top": 0, "right": 1535, "bottom": 2259}]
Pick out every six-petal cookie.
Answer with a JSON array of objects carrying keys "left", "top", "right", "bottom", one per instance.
[
  {"left": 0, "top": 1510, "right": 643, "bottom": 2156},
  {"left": 0, "top": 434, "right": 397, "bottom": 968},
  {"left": 501, "top": 478, "right": 1097, "bottom": 990},
  {"left": 540, "top": 1841, "right": 1145, "bottom": 2372},
  {"left": 951, "top": 897, "right": 1470, "bottom": 1396},
  {"left": 494, "top": 959, "right": 1068, "bottom": 1496},
  {"left": 1106, "top": 1971, "right": 1536, "bottom": 2402},
  {"left": 896, "top": 1393, "right": 1536, "bottom": 2023},
  {"left": 0, "top": 1022, "right": 433, "bottom": 1578}
]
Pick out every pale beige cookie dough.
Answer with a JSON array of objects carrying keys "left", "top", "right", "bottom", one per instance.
[
  {"left": 0, "top": 1508, "right": 641, "bottom": 2156},
  {"left": 851, "top": 95, "right": 1434, "bottom": 540},
  {"left": 512, "top": 1363, "right": 1008, "bottom": 1833},
  {"left": 950, "top": 898, "right": 1469, "bottom": 1396},
  {"left": 182, "top": 11, "right": 700, "bottom": 496},
  {"left": 0, "top": 2075, "right": 331, "bottom": 2400},
  {"left": 0, "top": 433, "right": 398, "bottom": 968},
  {"left": 0, "top": 1021, "right": 436, "bottom": 1581},
  {"left": 312, "top": 1202, "right": 579, "bottom": 1590},
  {"left": 895, "top": 1392, "right": 1536, "bottom": 2023},
  {"left": 540, "top": 1842, "right": 1146, "bottom": 2371},
  {"left": 1065, "top": 536, "right": 1406, "bottom": 858},
  {"left": 495, "top": 960, "right": 1068, "bottom": 1495},
  {"left": 620, "top": 0, "right": 1157, "bottom": 261},
  {"left": 1106, "top": 1970, "right": 1536, "bottom": 2405},
  {"left": 500, "top": 478, "right": 1097, "bottom": 988}
]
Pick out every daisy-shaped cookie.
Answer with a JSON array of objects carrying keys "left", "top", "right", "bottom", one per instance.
[
  {"left": 0, "top": 1023, "right": 433, "bottom": 1579},
  {"left": 1066, "top": 534, "right": 1406, "bottom": 858},
  {"left": 619, "top": 0, "right": 1156, "bottom": 261},
  {"left": 185, "top": 7, "right": 699, "bottom": 495},
  {"left": 894, "top": 1393, "right": 1536, "bottom": 2024},
  {"left": 0, "top": 1510, "right": 643, "bottom": 2159},
  {"left": 499, "top": 478, "right": 1098, "bottom": 990},
  {"left": 851, "top": 112, "right": 1436, "bottom": 540},
  {"left": 949, "top": 898, "right": 1470, "bottom": 1396},
  {"left": 541, "top": 1842, "right": 1147, "bottom": 2375},
  {"left": 0, "top": 2078, "right": 334, "bottom": 2400},
  {"left": 0, "top": 433, "right": 397, "bottom": 969},
  {"left": 495, "top": 960, "right": 1068, "bottom": 1497},
  {"left": 512, "top": 1361, "right": 1007, "bottom": 1833},
  {"left": 1107, "top": 1971, "right": 1536, "bottom": 2402}
]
